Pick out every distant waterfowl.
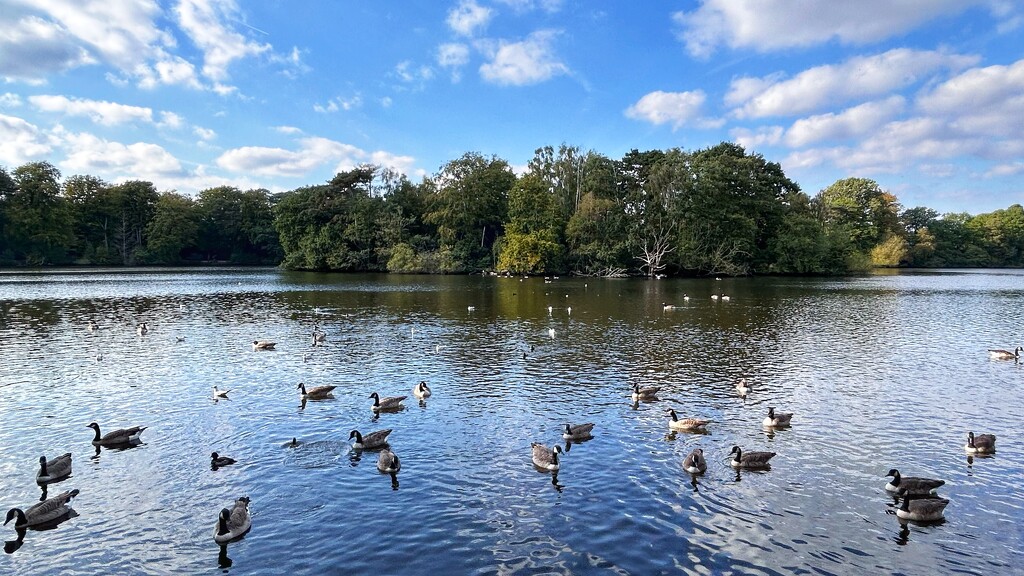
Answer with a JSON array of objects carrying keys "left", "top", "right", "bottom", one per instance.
[
  {"left": 964, "top": 431, "right": 996, "bottom": 454},
  {"left": 349, "top": 429, "right": 392, "bottom": 450},
  {"left": 666, "top": 409, "right": 711, "bottom": 431},
  {"left": 86, "top": 422, "right": 146, "bottom": 446},
  {"left": 175, "top": 336, "right": 185, "bottom": 343},
  {"left": 562, "top": 423, "right": 595, "bottom": 440},
  {"left": 987, "top": 346, "right": 1021, "bottom": 360},
  {"left": 136, "top": 323, "right": 148, "bottom": 336},
  {"left": 5, "top": 489, "right": 79, "bottom": 529},
  {"left": 735, "top": 378, "right": 752, "bottom": 395},
  {"left": 213, "top": 386, "right": 230, "bottom": 398},
  {"left": 531, "top": 443, "right": 562, "bottom": 471},
  {"left": 412, "top": 381, "right": 432, "bottom": 400},
  {"left": 467, "top": 306, "right": 476, "bottom": 312},
  {"left": 729, "top": 445, "right": 776, "bottom": 469},
  {"left": 682, "top": 448, "right": 708, "bottom": 474},
  {"left": 87, "top": 321, "right": 97, "bottom": 332},
  {"left": 214, "top": 497, "right": 251, "bottom": 544},
  {"left": 885, "top": 469, "right": 944, "bottom": 495},
  {"left": 762, "top": 407, "right": 794, "bottom": 427},
  {"left": 369, "top": 392, "right": 406, "bottom": 411},
  {"left": 297, "top": 382, "right": 336, "bottom": 400},
  {"left": 312, "top": 331, "right": 326, "bottom": 346},
  {"left": 895, "top": 490, "right": 949, "bottom": 522},
  {"left": 548, "top": 328, "right": 555, "bottom": 338},
  {"left": 252, "top": 340, "right": 276, "bottom": 350},
  {"left": 711, "top": 294, "right": 719, "bottom": 301},
  {"left": 376, "top": 448, "right": 401, "bottom": 473},
  {"left": 631, "top": 383, "right": 660, "bottom": 401},
  {"left": 662, "top": 302, "right": 678, "bottom": 311},
  {"left": 682, "top": 294, "right": 690, "bottom": 301},
  {"left": 36, "top": 453, "right": 72, "bottom": 483},
  {"left": 211, "top": 452, "right": 237, "bottom": 467}
]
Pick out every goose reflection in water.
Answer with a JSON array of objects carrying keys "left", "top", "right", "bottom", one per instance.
[
  {"left": 895, "top": 524, "right": 911, "bottom": 546},
  {"left": 91, "top": 439, "right": 144, "bottom": 459},
  {"left": 217, "top": 544, "right": 232, "bottom": 569},
  {"left": 550, "top": 471, "right": 564, "bottom": 493}
]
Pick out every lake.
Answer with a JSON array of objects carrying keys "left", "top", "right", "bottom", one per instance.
[{"left": 0, "top": 268, "right": 1021, "bottom": 575}]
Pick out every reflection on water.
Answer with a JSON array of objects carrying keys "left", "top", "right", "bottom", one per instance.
[{"left": 1, "top": 268, "right": 1022, "bottom": 575}]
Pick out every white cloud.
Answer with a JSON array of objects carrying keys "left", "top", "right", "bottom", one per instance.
[
  {"left": 29, "top": 94, "right": 154, "bottom": 126},
  {"left": 437, "top": 43, "right": 470, "bottom": 82},
  {"left": 138, "top": 55, "right": 203, "bottom": 90},
  {"left": 216, "top": 136, "right": 418, "bottom": 179},
  {"left": 729, "top": 48, "right": 978, "bottom": 118},
  {"left": 157, "top": 111, "right": 184, "bottom": 129},
  {"left": 59, "top": 130, "right": 184, "bottom": 178},
  {"left": 174, "top": 0, "right": 271, "bottom": 82},
  {"left": 917, "top": 58, "right": 1024, "bottom": 137},
  {"left": 0, "top": 114, "right": 55, "bottom": 164},
  {"left": 674, "top": 0, "right": 981, "bottom": 58},
  {"left": 274, "top": 125, "right": 302, "bottom": 134},
  {"left": 625, "top": 90, "right": 719, "bottom": 130},
  {"left": 987, "top": 162, "right": 1024, "bottom": 177},
  {"left": 479, "top": 30, "right": 568, "bottom": 86},
  {"left": 447, "top": 0, "right": 493, "bottom": 37},
  {"left": 0, "top": 14, "right": 95, "bottom": 81},
  {"left": 394, "top": 61, "right": 434, "bottom": 87},
  {"left": 495, "top": 0, "right": 563, "bottom": 13},
  {"left": 380, "top": 97, "right": 393, "bottom": 108},
  {"left": 193, "top": 126, "right": 216, "bottom": 141},
  {"left": 730, "top": 126, "right": 784, "bottom": 150},
  {"left": 0, "top": 93, "right": 23, "bottom": 108},
  {"left": 784, "top": 96, "right": 906, "bottom": 147},
  {"left": 314, "top": 95, "right": 362, "bottom": 113}
]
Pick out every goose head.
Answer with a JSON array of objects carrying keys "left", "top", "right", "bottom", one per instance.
[
  {"left": 349, "top": 430, "right": 362, "bottom": 442},
  {"left": 564, "top": 424, "right": 572, "bottom": 435},
  {"left": 86, "top": 422, "right": 100, "bottom": 431},
  {"left": 666, "top": 408, "right": 679, "bottom": 421},
  {"left": 296, "top": 383, "right": 306, "bottom": 392},
  {"left": 767, "top": 407, "right": 776, "bottom": 419},
  {"left": 4, "top": 509, "right": 24, "bottom": 526},
  {"left": 369, "top": 392, "right": 380, "bottom": 401},
  {"left": 729, "top": 445, "right": 741, "bottom": 457},
  {"left": 886, "top": 468, "right": 900, "bottom": 478}
]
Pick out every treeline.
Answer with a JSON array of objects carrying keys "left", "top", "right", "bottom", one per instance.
[{"left": 2, "top": 143, "right": 1023, "bottom": 275}]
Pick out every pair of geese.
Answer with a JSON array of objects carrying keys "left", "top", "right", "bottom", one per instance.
[
  {"left": 296, "top": 382, "right": 432, "bottom": 406},
  {"left": 531, "top": 423, "right": 596, "bottom": 470}
]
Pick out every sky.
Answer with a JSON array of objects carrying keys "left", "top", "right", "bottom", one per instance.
[{"left": 0, "top": 0, "right": 1022, "bottom": 214}]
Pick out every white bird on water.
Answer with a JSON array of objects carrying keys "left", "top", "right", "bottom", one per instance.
[{"left": 548, "top": 328, "right": 556, "bottom": 339}]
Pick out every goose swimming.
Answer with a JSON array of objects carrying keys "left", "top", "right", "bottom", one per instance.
[
  {"left": 86, "top": 422, "right": 146, "bottom": 446},
  {"left": 666, "top": 409, "right": 711, "bottom": 431},
  {"left": 895, "top": 490, "right": 949, "bottom": 522},
  {"left": 211, "top": 452, "right": 237, "bottom": 467},
  {"left": 562, "top": 423, "right": 595, "bottom": 440},
  {"left": 682, "top": 448, "right": 707, "bottom": 474},
  {"left": 631, "top": 383, "right": 660, "bottom": 401},
  {"left": 5, "top": 489, "right": 79, "bottom": 529},
  {"left": 531, "top": 443, "right": 562, "bottom": 471},
  {"left": 136, "top": 323, "right": 148, "bottom": 336},
  {"left": 735, "top": 378, "right": 751, "bottom": 395},
  {"left": 412, "top": 381, "right": 432, "bottom": 400},
  {"left": 214, "top": 497, "right": 251, "bottom": 544},
  {"left": 964, "top": 431, "right": 996, "bottom": 454},
  {"left": 988, "top": 346, "right": 1021, "bottom": 359},
  {"left": 252, "top": 340, "right": 276, "bottom": 350},
  {"left": 297, "top": 382, "right": 336, "bottom": 400},
  {"left": 885, "top": 469, "right": 944, "bottom": 495},
  {"left": 369, "top": 392, "right": 406, "bottom": 412},
  {"left": 36, "top": 453, "right": 72, "bottom": 483},
  {"left": 376, "top": 449, "right": 401, "bottom": 473},
  {"left": 762, "top": 407, "right": 793, "bottom": 427},
  {"left": 729, "top": 445, "right": 776, "bottom": 469},
  {"left": 349, "top": 429, "right": 392, "bottom": 450}
]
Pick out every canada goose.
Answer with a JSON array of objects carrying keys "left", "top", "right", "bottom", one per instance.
[
  {"left": 762, "top": 407, "right": 794, "bottom": 427},
  {"left": 964, "top": 431, "right": 996, "bottom": 454},
  {"left": 988, "top": 346, "right": 1021, "bottom": 360},
  {"left": 885, "top": 469, "right": 944, "bottom": 495},
  {"left": 729, "top": 445, "right": 776, "bottom": 469},
  {"left": 86, "top": 422, "right": 146, "bottom": 446},
  {"left": 349, "top": 429, "right": 392, "bottom": 450},
  {"left": 175, "top": 336, "right": 185, "bottom": 343},
  {"left": 214, "top": 497, "right": 251, "bottom": 544},
  {"left": 412, "top": 381, "right": 432, "bottom": 400},
  {"left": 213, "top": 386, "right": 230, "bottom": 398},
  {"left": 297, "top": 382, "right": 336, "bottom": 400},
  {"left": 531, "top": 443, "right": 562, "bottom": 471},
  {"left": 895, "top": 490, "right": 949, "bottom": 522},
  {"left": 5, "top": 489, "right": 79, "bottom": 529},
  {"left": 312, "top": 331, "right": 326, "bottom": 346},
  {"left": 369, "top": 392, "right": 406, "bottom": 412},
  {"left": 36, "top": 453, "right": 72, "bottom": 483},
  {"left": 735, "top": 378, "right": 751, "bottom": 395},
  {"left": 666, "top": 409, "right": 711, "bottom": 431},
  {"left": 252, "top": 340, "right": 276, "bottom": 350},
  {"left": 631, "top": 383, "right": 660, "bottom": 401},
  {"left": 682, "top": 448, "right": 707, "bottom": 474},
  {"left": 376, "top": 448, "right": 401, "bottom": 473},
  {"left": 136, "top": 323, "right": 148, "bottom": 336},
  {"left": 210, "top": 452, "right": 237, "bottom": 467},
  {"left": 562, "top": 423, "right": 595, "bottom": 440}
]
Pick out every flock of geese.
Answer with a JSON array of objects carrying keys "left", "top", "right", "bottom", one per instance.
[{"left": 4, "top": 309, "right": 1008, "bottom": 560}]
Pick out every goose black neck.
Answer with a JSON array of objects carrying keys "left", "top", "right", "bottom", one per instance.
[
  {"left": 39, "top": 460, "right": 48, "bottom": 476},
  {"left": 551, "top": 450, "right": 559, "bottom": 465},
  {"left": 217, "top": 513, "right": 229, "bottom": 536},
  {"left": 669, "top": 410, "right": 678, "bottom": 421},
  {"left": 352, "top": 431, "right": 363, "bottom": 443},
  {"left": 91, "top": 426, "right": 101, "bottom": 442},
  {"left": 890, "top": 471, "right": 901, "bottom": 485}
]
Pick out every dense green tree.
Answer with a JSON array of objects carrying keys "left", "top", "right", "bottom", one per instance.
[
  {"left": 145, "top": 192, "right": 199, "bottom": 263},
  {"left": 497, "top": 174, "right": 564, "bottom": 273},
  {"left": 6, "top": 162, "right": 73, "bottom": 264},
  {"left": 424, "top": 153, "right": 515, "bottom": 271},
  {"left": 815, "top": 178, "right": 902, "bottom": 253},
  {"left": 107, "top": 180, "right": 158, "bottom": 265}
]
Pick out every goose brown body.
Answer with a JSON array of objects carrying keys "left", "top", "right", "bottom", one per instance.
[
  {"left": 369, "top": 392, "right": 406, "bottom": 411},
  {"left": 376, "top": 449, "right": 401, "bottom": 473},
  {"left": 531, "top": 443, "right": 562, "bottom": 470},
  {"left": 36, "top": 453, "right": 73, "bottom": 483},
  {"left": 87, "top": 423, "right": 146, "bottom": 446},
  {"left": 298, "top": 382, "right": 336, "bottom": 399},
  {"left": 5, "top": 489, "right": 79, "bottom": 528},
  {"left": 562, "top": 423, "right": 595, "bottom": 440},
  {"left": 896, "top": 491, "right": 949, "bottom": 522},
  {"left": 730, "top": 445, "right": 776, "bottom": 469},
  {"left": 682, "top": 448, "right": 707, "bottom": 474},
  {"left": 666, "top": 409, "right": 711, "bottom": 431},
  {"left": 349, "top": 429, "right": 392, "bottom": 449},
  {"left": 214, "top": 497, "right": 251, "bottom": 543},
  {"left": 964, "top": 431, "right": 996, "bottom": 454}
]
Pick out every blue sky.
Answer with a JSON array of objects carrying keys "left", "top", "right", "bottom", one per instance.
[{"left": 1, "top": 0, "right": 1021, "bottom": 213}]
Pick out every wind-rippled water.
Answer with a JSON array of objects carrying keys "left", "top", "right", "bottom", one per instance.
[{"left": 1, "top": 268, "right": 1022, "bottom": 575}]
